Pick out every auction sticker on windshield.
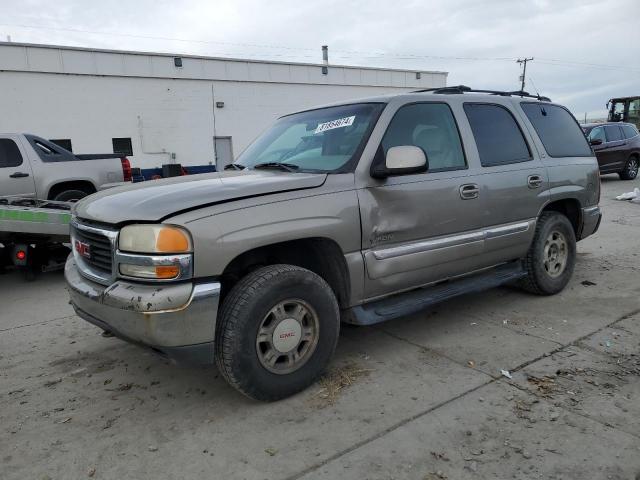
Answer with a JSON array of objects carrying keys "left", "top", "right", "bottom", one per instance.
[{"left": 315, "top": 116, "right": 355, "bottom": 134}]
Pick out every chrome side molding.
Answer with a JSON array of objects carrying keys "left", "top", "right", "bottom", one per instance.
[{"left": 371, "top": 220, "right": 533, "bottom": 261}]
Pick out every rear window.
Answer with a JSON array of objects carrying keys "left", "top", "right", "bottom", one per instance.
[
  {"left": 521, "top": 103, "right": 592, "bottom": 157},
  {"left": 0, "top": 139, "right": 23, "bottom": 168},
  {"left": 464, "top": 103, "right": 531, "bottom": 166},
  {"left": 621, "top": 124, "right": 638, "bottom": 139}
]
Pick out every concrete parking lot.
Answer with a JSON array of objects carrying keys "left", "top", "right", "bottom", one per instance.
[{"left": 2, "top": 176, "right": 639, "bottom": 480}]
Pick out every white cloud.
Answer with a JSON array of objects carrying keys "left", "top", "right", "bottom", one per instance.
[{"left": 1, "top": 0, "right": 638, "bottom": 116}]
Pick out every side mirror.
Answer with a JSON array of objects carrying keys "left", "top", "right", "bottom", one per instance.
[
  {"left": 372, "top": 145, "right": 428, "bottom": 178},
  {"left": 589, "top": 139, "right": 603, "bottom": 146}
]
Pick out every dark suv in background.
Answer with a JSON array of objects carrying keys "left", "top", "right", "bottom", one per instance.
[{"left": 583, "top": 122, "right": 640, "bottom": 180}]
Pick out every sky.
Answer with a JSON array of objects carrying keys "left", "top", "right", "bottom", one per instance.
[{"left": 1, "top": 0, "right": 639, "bottom": 119}]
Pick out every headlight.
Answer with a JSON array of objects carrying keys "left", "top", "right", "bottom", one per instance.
[
  {"left": 117, "top": 224, "right": 192, "bottom": 281},
  {"left": 119, "top": 224, "right": 191, "bottom": 254}
]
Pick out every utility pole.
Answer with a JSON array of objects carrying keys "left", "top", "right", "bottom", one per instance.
[{"left": 516, "top": 57, "right": 534, "bottom": 92}]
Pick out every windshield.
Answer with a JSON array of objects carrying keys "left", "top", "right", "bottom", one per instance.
[{"left": 235, "top": 103, "right": 384, "bottom": 172}]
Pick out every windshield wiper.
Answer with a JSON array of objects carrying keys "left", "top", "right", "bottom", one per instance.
[
  {"left": 253, "top": 162, "right": 299, "bottom": 172},
  {"left": 224, "top": 163, "right": 246, "bottom": 171}
]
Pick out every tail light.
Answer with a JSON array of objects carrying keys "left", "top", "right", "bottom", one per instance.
[
  {"left": 121, "top": 157, "right": 132, "bottom": 182},
  {"left": 12, "top": 244, "right": 28, "bottom": 266}
]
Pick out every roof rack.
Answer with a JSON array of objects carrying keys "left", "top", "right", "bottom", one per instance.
[{"left": 412, "top": 85, "right": 551, "bottom": 102}]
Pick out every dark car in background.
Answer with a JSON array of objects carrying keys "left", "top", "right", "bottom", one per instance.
[{"left": 582, "top": 122, "right": 640, "bottom": 180}]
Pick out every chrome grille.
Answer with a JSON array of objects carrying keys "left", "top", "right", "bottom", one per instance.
[
  {"left": 74, "top": 227, "right": 113, "bottom": 273},
  {"left": 71, "top": 220, "right": 118, "bottom": 285}
]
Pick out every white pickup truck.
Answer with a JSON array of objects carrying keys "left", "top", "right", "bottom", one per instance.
[
  {"left": 1, "top": 133, "right": 132, "bottom": 201},
  {"left": 0, "top": 133, "right": 133, "bottom": 278}
]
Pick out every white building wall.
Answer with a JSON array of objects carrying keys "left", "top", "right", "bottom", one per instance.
[{"left": 0, "top": 43, "right": 448, "bottom": 169}]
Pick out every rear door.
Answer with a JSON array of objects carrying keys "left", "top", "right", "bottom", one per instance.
[
  {"left": 462, "top": 102, "right": 547, "bottom": 262},
  {"left": 0, "top": 136, "right": 36, "bottom": 197}
]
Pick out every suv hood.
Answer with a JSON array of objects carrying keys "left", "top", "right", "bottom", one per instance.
[{"left": 74, "top": 170, "right": 327, "bottom": 224}]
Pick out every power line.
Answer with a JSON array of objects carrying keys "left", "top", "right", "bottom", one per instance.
[
  {"left": 0, "top": 23, "right": 317, "bottom": 52},
  {"left": 1, "top": 22, "right": 638, "bottom": 72}
]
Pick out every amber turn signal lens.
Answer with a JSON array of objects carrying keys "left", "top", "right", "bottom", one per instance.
[
  {"left": 155, "top": 265, "right": 180, "bottom": 279},
  {"left": 156, "top": 228, "right": 190, "bottom": 253}
]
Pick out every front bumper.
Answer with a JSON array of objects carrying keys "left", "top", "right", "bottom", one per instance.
[
  {"left": 579, "top": 205, "right": 602, "bottom": 240},
  {"left": 65, "top": 256, "right": 220, "bottom": 364}
]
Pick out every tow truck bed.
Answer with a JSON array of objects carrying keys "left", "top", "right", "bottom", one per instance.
[{"left": 0, "top": 197, "right": 72, "bottom": 242}]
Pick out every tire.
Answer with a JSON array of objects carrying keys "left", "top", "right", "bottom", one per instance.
[
  {"left": 619, "top": 156, "right": 639, "bottom": 180},
  {"left": 215, "top": 264, "right": 340, "bottom": 401},
  {"left": 53, "top": 189, "right": 90, "bottom": 202},
  {"left": 520, "top": 212, "right": 576, "bottom": 295}
]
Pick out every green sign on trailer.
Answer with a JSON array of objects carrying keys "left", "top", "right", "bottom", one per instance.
[{"left": 0, "top": 199, "right": 72, "bottom": 242}]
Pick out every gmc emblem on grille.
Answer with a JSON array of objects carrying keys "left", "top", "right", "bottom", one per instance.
[{"left": 74, "top": 240, "right": 91, "bottom": 259}]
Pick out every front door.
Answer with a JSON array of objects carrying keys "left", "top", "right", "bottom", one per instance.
[
  {"left": 0, "top": 136, "right": 36, "bottom": 198},
  {"left": 587, "top": 125, "right": 615, "bottom": 171},
  {"left": 358, "top": 102, "right": 487, "bottom": 299}
]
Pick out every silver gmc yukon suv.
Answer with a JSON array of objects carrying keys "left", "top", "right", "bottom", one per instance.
[{"left": 65, "top": 86, "right": 602, "bottom": 401}]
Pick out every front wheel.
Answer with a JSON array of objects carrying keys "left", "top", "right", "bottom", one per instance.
[
  {"left": 520, "top": 212, "right": 576, "bottom": 295},
  {"left": 215, "top": 264, "right": 340, "bottom": 401},
  {"left": 619, "top": 156, "right": 639, "bottom": 180}
]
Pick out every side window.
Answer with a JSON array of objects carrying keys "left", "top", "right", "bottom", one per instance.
[
  {"left": 50, "top": 139, "right": 73, "bottom": 152},
  {"left": 0, "top": 139, "right": 24, "bottom": 168},
  {"left": 463, "top": 103, "right": 531, "bottom": 166},
  {"left": 381, "top": 103, "right": 466, "bottom": 171},
  {"left": 521, "top": 103, "right": 592, "bottom": 157},
  {"left": 588, "top": 127, "right": 606, "bottom": 143},
  {"left": 604, "top": 125, "right": 623, "bottom": 142},
  {"left": 622, "top": 124, "right": 639, "bottom": 139}
]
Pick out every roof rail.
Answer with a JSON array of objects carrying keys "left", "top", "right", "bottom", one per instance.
[{"left": 412, "top": 85, "right": 551, "bottom": 102}]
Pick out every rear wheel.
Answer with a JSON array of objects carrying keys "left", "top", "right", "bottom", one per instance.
[
  {"left": 53, "top": 189, "right": 90, "bottom": 202},
  {"left": 520, "top": 212, "right": 576, "bottom": 295},
  {"left": 215, "top": 264, "right": 340, "bottom": 401},
  {"left": 619, "top": 156, "right": 639, "bottom": 180}
]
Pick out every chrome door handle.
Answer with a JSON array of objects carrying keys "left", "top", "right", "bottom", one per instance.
[
  {"left": 459, "top": 183, "right": 479, "bottom": 200},
  {"left": 527, "top": 175, "right": 543, "bottom": 189}
]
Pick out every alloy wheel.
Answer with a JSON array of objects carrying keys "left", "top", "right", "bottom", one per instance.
[
  {"left": 256, "top": 299, "right": 320, "bottom": 375},
  {"left": 543, "top": 230, "right": 568, "bottom": 278}
]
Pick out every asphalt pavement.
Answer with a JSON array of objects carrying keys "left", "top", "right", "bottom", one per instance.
[{"left": 1, "top": 175, "right": 639, "bottom": 480}]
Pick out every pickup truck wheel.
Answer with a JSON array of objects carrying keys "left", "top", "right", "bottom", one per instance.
[
  {"left": 520, "top": 212, "right": 576, "bottom": 295},
  {"left": 53, "top": 189, "right": 90, "bottom": 202},
  {"left": 619, "top": 156, "right": 639, "bottom": 180},
  {"left": 215, "top": 264, "right": 340, "bottom": 401}
]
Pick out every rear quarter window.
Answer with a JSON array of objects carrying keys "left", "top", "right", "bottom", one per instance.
[{"left": 520, "top": 103, "right": 592, "bottom": 157}]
